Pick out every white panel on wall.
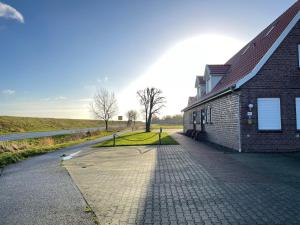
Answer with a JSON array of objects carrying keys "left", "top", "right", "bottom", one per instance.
[
  {"left": 296, "top": 98, "right": 300, "bottom": 130},
  {"left": 257, "top": 98, "right": 281, "bottom": 130}
]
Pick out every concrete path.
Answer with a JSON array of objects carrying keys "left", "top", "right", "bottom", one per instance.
[
  {"left": 64, "top": 132, "right": 300, "bottom": 225},
  {"left": 0, "top": 133, "right": 120, "bottom": 225},
  {"left": 0, "top": 127, "right": 105, "bottom": 141}
]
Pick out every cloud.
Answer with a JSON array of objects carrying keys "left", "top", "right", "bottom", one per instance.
[
  {"left": 55, "top": 96, "right": 67, "bottom": 100},
  {"left": 0, "top": 2, "right": 24, "bottom": 23},
  {"left": 78, "top": 98, "right": 93, "bottom": 102},
  {"left": 41, "top": 96, "right": 68, "bottom": 101},
  {"left": 2, "top": 89, "right": 15, "bottom": 95},
  {"left": 97, "top": 76, "right": 109, "bottom": 83}
]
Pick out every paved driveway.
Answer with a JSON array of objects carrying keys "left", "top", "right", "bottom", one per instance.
[
  {"left": 65, "top": 132, "right": 300, "bottom": 225},
  {"left": 0, "top": 133, "right": 123, "bottom": 225},
  {"left": 0, "top": 127, "right": 105, "bottom": 141}
]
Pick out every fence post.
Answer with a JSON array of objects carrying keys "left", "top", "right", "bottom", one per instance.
[
  {"left": 159, "top": 127, "right": 162, "bottom": 145},
  {"left": 113, "top": 134, "right": 116, "bottom": 147}
]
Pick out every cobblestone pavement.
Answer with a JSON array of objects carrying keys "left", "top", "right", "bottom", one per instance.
[{"left": 64, "top": 133, "right": 300, "bottom": 225}]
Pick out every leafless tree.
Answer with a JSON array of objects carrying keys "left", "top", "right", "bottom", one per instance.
[
  {"left": 126, "top": 110, "right": 138, "bottom": 129},
  {"left": 137, "top": 87, "right": 166, "bottom": 132},
  {"left": 90, "top": 88, "right": 118, "bottom": 131}
]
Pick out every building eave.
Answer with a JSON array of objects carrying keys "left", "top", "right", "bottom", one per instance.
[
  {"left": 236, "top": 11, "right": 300, "bottom": 89},
  {"left": 182, "top": 85, "right": 236, "bottom": 112}
]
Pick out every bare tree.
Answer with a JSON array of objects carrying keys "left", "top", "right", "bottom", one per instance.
[
  {"left": 126, "top": 110, "right": 138, "bottom": 129},
  {"left": 131, "top": 110, "right": 138, "bottom": 129},
  {"left": 90, "top": 88, "right": 118, "bottom": 131},
  {"left": 126, "top": 110, "right": 133, "bottom": 127},
  {"left": 137, "top": 87, "right": 165, "bottom": 132}
]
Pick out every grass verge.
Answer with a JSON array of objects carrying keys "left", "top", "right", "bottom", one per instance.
[
  {"left": 151, "top": 124, "right": 183, "bottom": 129},
  {"left": 0, "top": 116, "right": 139, "bottom": 134},
  {"left": 94, "top": 131, "right": 178, "bottom": 147},
  {"left": 0, "top": 130, "right": 116, "bottom": 168}
]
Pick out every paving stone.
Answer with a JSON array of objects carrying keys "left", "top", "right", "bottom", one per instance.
[{"left": 64, "top": 133, "right": 300, "bottom": 225}]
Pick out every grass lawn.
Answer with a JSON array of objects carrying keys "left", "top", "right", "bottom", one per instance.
[
  {"left": 151, "top": 124, "right": 183, "bottom": 129},
  {"left": 94, "top": 131, "right": 178, "bottom": 147},
  {"left": 0, "top": 116, "right": 139, "bottom": 134},
  {"left": 0, "top": 130, "right": 115, "bottom": 168}
]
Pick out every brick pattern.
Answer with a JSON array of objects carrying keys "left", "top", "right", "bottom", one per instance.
[
  {"left": 66, "top": 136, "right": 300, "bottom": 225},
  {"left": 240, "top": 21, "right": 300, "bottom": 152},
  {"left": 184, "top": 93, "right": 240, "bottom": 151}
]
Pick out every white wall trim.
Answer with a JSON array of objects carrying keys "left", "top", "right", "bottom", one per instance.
[
  {"left": 298, "top": 44, "right": 300, "bottom": 68},
  {"left": 236, "top": 11, "right": 300, "bottom": 89}
]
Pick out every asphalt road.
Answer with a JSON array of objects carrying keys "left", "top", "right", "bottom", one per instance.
[
  {"left": 0, "top": 127, "right": 105, "bottom": 141},
  {"left": 0, "top": 133, "right": 118, "bottom": 225}
]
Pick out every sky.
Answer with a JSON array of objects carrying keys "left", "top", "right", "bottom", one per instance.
[{"left": 0, "top": 0, "right": 297, "bottom": 119}]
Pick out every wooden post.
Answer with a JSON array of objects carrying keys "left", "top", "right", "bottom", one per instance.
[
  {"left": 159, "top": 127, "right": 162, "bottom": 145},
  {"left": 113, "top": 134, "right": 116, "bottom": 147}
]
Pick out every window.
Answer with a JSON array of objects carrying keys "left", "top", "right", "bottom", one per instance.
[
  {"left": 206, "top": 106, "right": 212, "bottom": 124},
  {"left": 257, "top": 98, "right": 281, "bottom": 130},
  {"left": 196, "top": 111, "right": 201, "bottom": 124},
  {"left": 206, "top": 108, "right": 209, "bottom": 123},
  {"left": 296, "top": 98, "right": 300, "bottom": 130}
]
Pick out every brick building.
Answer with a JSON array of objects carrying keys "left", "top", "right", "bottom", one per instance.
[{"left": 183, "top": 1, "right": 300, "bottom": 152}]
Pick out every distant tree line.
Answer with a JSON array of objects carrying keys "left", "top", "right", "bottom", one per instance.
[{"left": 152, "top": 114, "right": 183, "bottom": 125}]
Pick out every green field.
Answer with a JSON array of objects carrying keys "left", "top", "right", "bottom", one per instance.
[
  {"left": 0, "top": 130, "right": 116, "bottom": 167},
  {"left": 94, "top": 131, "right": 178, "bottom": 147},
  {"left": 0, "top": 116, "right": 131, "bottom": 134},
  {"left": 151, "top": 124, "right": 183, "bottom": 129}
]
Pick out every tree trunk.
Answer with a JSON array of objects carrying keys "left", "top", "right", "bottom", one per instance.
[
  {"left": 145, "top": 122, "right": 151, "bottom": 132},
  {"left": 145, "top": 114, "right": 152, "bottom": 132},
  {"left": 105, "top": 120, "right": 108, "bottom": 131}
]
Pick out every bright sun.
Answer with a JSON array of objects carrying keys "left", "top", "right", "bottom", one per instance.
[{"left": 118, "top": 34, "right": 245, "bottom": 117}]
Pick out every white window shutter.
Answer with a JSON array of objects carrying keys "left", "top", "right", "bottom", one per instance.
[
  {"left": 257, "top": 98, "right": 281, "bottom": 130},
  {"left": 296, "top": 98, "right": 300, "bottom": 130}
]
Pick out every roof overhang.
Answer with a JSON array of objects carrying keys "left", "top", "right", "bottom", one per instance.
[
  {"left": 182, "top": 84, "right": 236, "bottom": 112},
  {"left": 183, "top": 8, "right": 300, "bottom": 113},
  {"left": 236, "top": 11, "right": 300, "bottom": 89}
]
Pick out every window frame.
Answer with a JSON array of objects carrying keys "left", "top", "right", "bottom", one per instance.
[
  {"left": 209, "top": 107, "right": 212, "bottom": 123},
  {"left": 196, "top": 111, "right": 201, "bottom": 124},
  {"left": 296, "top": 98, "right": 300, "bottom": 131},
  {"left": 205, "top": 108, "right": 208, "bottom": 124},
  {"left": 257, "top": 97, "right": 282, "bottom": 132},
  {"left": 298, "top": 44, "right": 300, "bottom": 68}
]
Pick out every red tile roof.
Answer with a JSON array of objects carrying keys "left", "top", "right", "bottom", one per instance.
[
  {"left": 184, "top": 1, "right": 300, "bottom": 111},
  {"left": 207, "top": 65, "right": 231, "bottom": 75}
]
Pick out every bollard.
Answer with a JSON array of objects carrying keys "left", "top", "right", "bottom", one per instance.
[
  {"left": 113, "top": 134, "right": 116, "bottom": 147},
  {"left": 159, "top": 127, "right": 163, "bottom": 145},
  {"left": 159, "top": 132, "right": 161, "bottom": 145}
]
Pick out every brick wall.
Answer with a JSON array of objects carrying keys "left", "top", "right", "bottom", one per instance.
[
  {"left": 240, "top": 21, "right": 300, "bottom": 152},
  {"left": 184, "top": 93, "right": 241, "bottom": 151}
]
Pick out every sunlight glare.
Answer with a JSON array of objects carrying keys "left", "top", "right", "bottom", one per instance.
[{"left": 118, "top": 34, "right": 245, "bottom": 117}]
